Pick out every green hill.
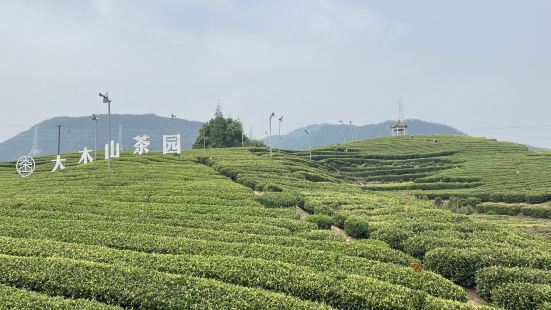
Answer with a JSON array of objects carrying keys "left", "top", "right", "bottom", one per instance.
[
  {"left": 0, "top": 143, "right": 550, "bottom": 309},
  {"left": 296, "top": 135, "right": 551, "bottom": 204}
]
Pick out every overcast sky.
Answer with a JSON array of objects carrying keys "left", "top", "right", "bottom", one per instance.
[{"left": 1, "top": 0, "right": 550, "bottom": 147}]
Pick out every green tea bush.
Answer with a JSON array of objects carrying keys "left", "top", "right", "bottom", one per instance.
[
  {"left": 0, "top": 254, "right": 329, "bottom": 310},
  {"left": 423, "top": 296, "right": 500, "bottom": 310},
  {"left": 522, "top": 205, "right": 551, "bottom": 219},
  {"left": 305, "top": 214, "right": 334, "bottom": 230},
  {"left": 475, "top": 266, "right": 551, "bottom": 299},
  {"left": 0, "top": 284, "right": 119, "bottom": 309},
  {"left": 344, "top": 217, "right": 370, "bottom": 238},
  {"left": 298, "top": 230, "right": 346, "bottom": 242},
  {"left": 476, "top": 203, "right": 521, "bottom": 216},
  {"left": 425, "top": 247, "right": 551, "bottom": 287},
  {"left": 255, "top": 192, "right": 305, "bottom": 208},
  {"left": 492, "top": 283, "right": 551, "bottom": 310},
  {"left": 371, "top": 226, "right": 410, "bottom": 250}
]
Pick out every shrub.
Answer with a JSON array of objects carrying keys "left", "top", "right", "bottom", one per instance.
[
  {"left": 297, "top": 230, "right": 346, "bottom": 242},
  {"left": 423, "top": 296, "right": 500, "bottom": 310},
  {"left": 371, "top": 226, "right": 410, "bottom": 251},
  {"left": 255, "top": 192, "right": 305, "bottom": 208},
  {"left": 476, "top": 203, "right": 521, "bottom": 216},
  {"left": 305, "top": 214, "right": 334, "bottom": 230},
  {"left": 344, "top": 217, "right": 370, "bottom": 238},
  {"left": 464, "top": 197, "right": 481, "bottom": 207},
  {"left": 475, "top": 266, "right": 551, "bottom": 299},
  {"left": 333, "top": 210, "right": 350, "bottom": 228},
  {"left": 264, "top": 184, "right": 283, "bottom": 192},
  {"left": 492, "top": 283, "right": 551, "bottom": 310},
  {"left": 425, "top": 247, "right": 551, "bottom": 287},
  {"left": 522, "top": 205, "right": 551, "bottom": 219}
]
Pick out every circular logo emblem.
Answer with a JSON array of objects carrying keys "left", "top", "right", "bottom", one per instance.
[{"left": 16, "top": 156, "right": 35, "bottom": 177}]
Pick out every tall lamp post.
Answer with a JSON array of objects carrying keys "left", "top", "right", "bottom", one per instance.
[
  {"left": 305, "top": 129, "right": 311, "bottom": 160},
  {"left": 92, "top": 114, "right": 98, "bottom": 161},
  {"left": 278, "top": 116, "right": 283, "bottom": 154},
  {"left": 349, "top": 121, "right": 354, "bottom": 142},
  {"left": 99, "top": 92, "right": 111, "bottom": 171},
  {"left": 56, "top": 125, "right": 62, "bottom": 155},
  {"left": 269, "top": 112, "right": 275, "bottom": 157}
]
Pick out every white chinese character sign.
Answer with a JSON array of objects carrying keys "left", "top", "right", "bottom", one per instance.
[
  {"left": 16, "top": 156, "right": 35, "bottom": 177},
  {"left": 51, "top": 155, "right": 66, "bottom": 172},
  {"left": 105, "top": 140, "right": 120, "bottom": 159},
  {"left": 78, "top": 147, "right": 94, "bottom": 164},
  {"left": 163, "top": 134, "right": 181, "bottom": 155},
  {"left": 133, "top": 135, "right": 150, "bottom": 155}
]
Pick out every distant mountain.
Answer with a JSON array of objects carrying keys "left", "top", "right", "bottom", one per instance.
[
  {"left": 266, "top": 119, "right": 465, "bottom": 150},
  {"left": 0, "top": 114, "right": 203, "bottom": 161}
]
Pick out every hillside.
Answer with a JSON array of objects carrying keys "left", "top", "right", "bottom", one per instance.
[
  {"left": 0, "top": 143, "right": 550, "bottom": 309},
  {"left": 268, "top": 119, "right": 465, "bottom": 150},
  {"left": 292, "top": 135, "right": 551, "bottom": 205},
  {"left": 0, "top": 114, "right": 203, "bottom": 161}
]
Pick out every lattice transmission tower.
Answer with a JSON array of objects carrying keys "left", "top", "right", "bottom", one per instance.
[{"left": 29, "top": 126, "right": 41, "bottom": 156}]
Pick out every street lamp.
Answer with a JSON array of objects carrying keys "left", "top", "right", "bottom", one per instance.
[
  {"left": 99, "top": 91, "right": 112, "bottom": 171},
  {"left": 278, "top": 116, "right": 283, "bottom": 154},
  {"left": 349, "top": 120, "right": 354, "bottom": 142},
  {"left": 269, "top": 112, "right": 275, "bottom": 157},
  {"left": 56, "top": 125, "right": 62, "bottom": 155},
  {"left": 305, "top": 130, "right": 311, "bottom": 160},
  {"left": 92, "top": 114, "right": 98, "bottom": 161}
]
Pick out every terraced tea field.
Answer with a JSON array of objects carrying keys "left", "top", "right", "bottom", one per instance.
[
  {"left": 297, "top": 135, "right": 551, "bottom": 205},
  {"left": 0, "top": 142, "right": 550, "bottom": 309}
]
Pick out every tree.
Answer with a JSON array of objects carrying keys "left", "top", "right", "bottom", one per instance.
[{"left": 193, "top": 106, "right": 265, "bottom": 149}]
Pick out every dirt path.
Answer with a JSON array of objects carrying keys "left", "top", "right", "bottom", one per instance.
[
  {"left": 464, "top": 288, "right": 487, "bottom": 305},
  {"left": 297, "top": 207, "right": 356, "bottom": 242}
]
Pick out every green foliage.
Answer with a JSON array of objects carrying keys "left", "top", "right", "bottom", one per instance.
[
  {"left": 492, "top": 283, "right": 551, "bottom": 310},
  {"left": 193, "top": 105, "right": 263, "bottom": 148},
  {"left": 255, "top": 192, "right": 305, "bottom": 208},
  {"left": 344, "top": 216, "right": 370, "bottom": 238},
  {"left": 297, "top": 230, "right": 347, "bottom": 242},
  {"left": 305, "top": 214, "right": 334, "bottom": 230},
  {"left": 475, "top": 266, "right": 551, "bottom": 299},
  {"left": 424, "top": 247, "right": 551, "bottom": 287},
  {"left": 0, "top": 254, "right": 327, "bottom": 309},
  {"left": 0, "top": 284, "right": 119, "bottom": 309}
]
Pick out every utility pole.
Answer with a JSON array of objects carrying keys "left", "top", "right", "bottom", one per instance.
[
  {"left": 305, "top": 129, "right": 311, "bottom": 160},
  {"left": 92, "top": 114, "right": 98, "bottom": 161},
  {"left": 99, "top": 92, "right": 112, "bottom": 171},
  {"left": 56, "top": 125, "right": 61, "bottom": 155},
  {"left": 278, "top": 116, "right": 283, "bottom": 154},
  {"left": 269, "top": 112, "right": 275, "bottom": 157}
]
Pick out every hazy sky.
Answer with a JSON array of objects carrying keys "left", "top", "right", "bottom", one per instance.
[{"left": 1, "top": 0, "right": 550, "bottom": 147}]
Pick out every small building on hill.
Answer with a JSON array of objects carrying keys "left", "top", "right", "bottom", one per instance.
[
  {"left": 390, "top": 121, "right": 408, "bottom": 136},
  {"left": 390, "top": 100, "right": 408, "bottom": 136}
]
